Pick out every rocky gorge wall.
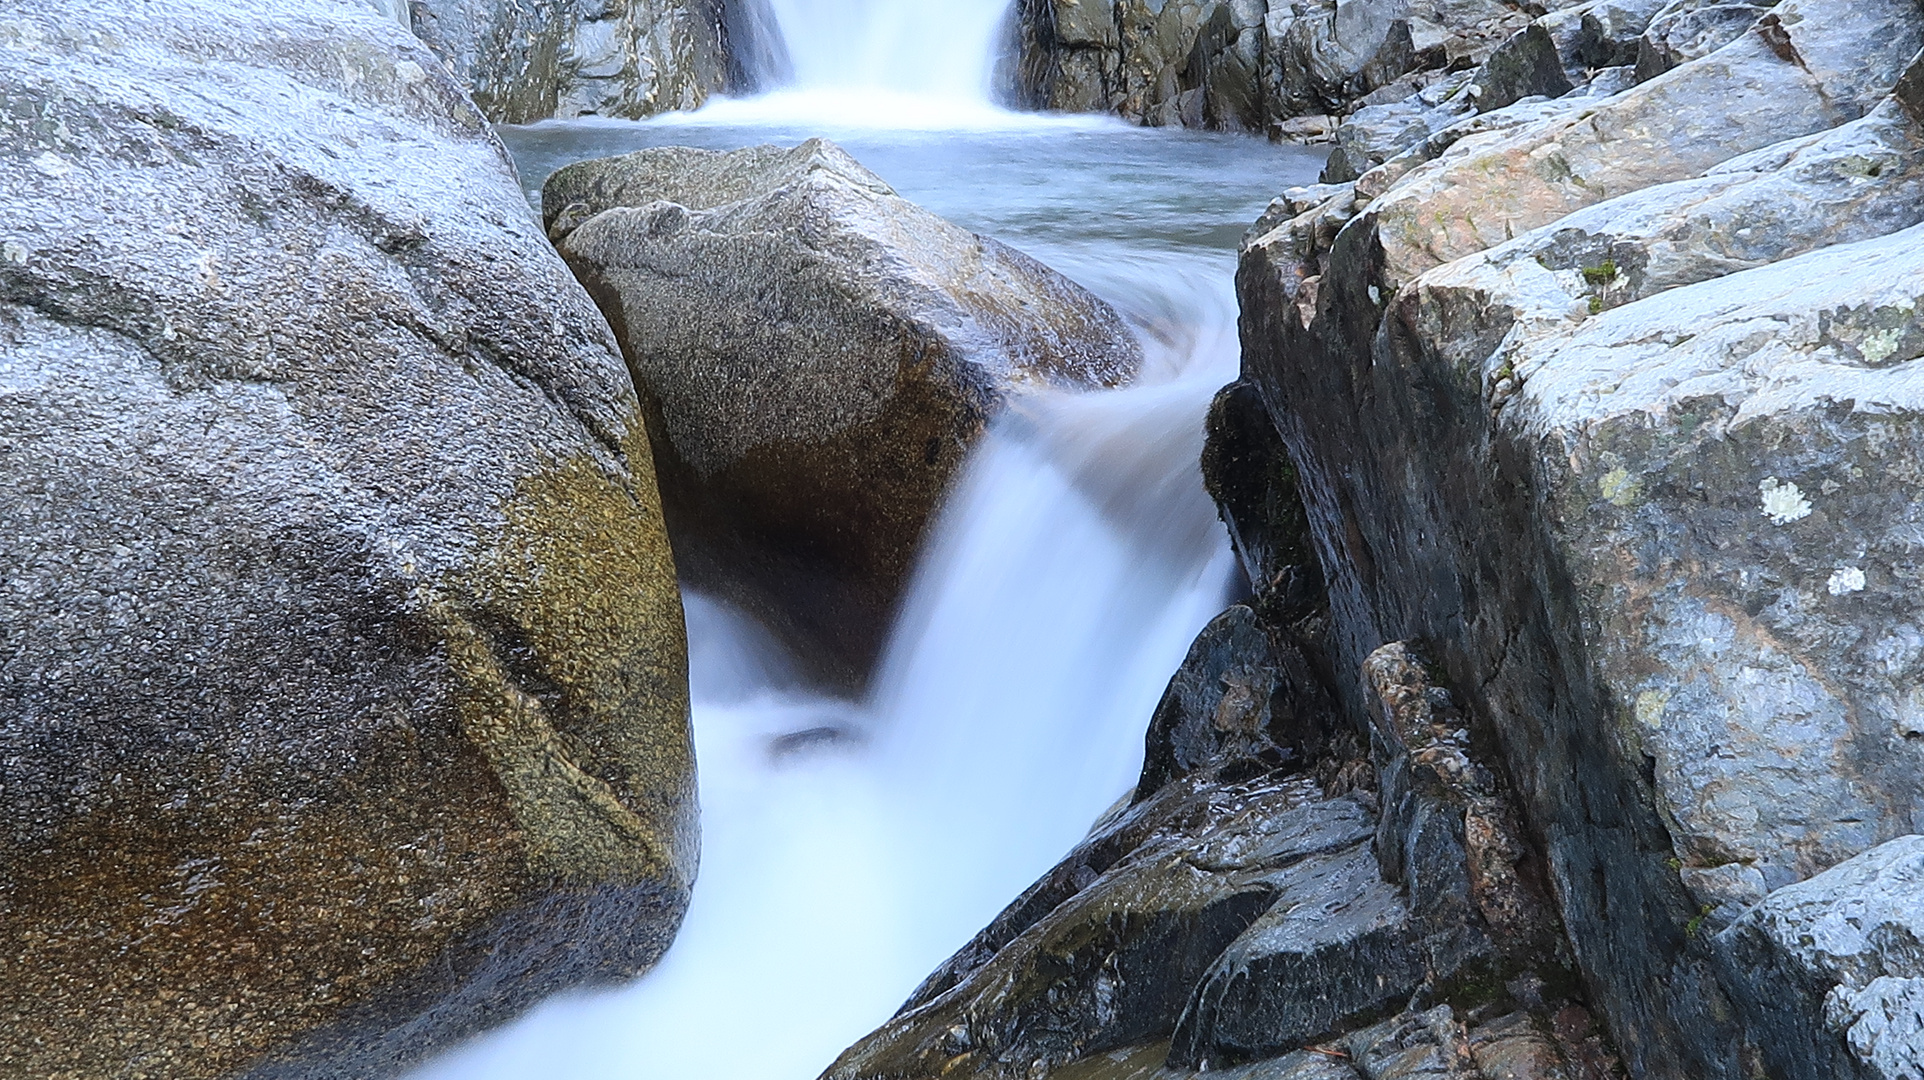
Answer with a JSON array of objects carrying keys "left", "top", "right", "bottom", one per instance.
[
  {"left": 397, "top": 0, "right": 786, "bottom": 123},
  {"left": 999, "top": 0, "right": 1802, "bottom": 138},
  {"left": 1228, "top": 0, "right": 1924, "bottom": 1074},
  {"left": 1000, "top": 0, "right": 1576, "bottom": 133}
]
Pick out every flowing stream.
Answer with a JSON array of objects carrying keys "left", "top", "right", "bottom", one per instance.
[{"left": 409, "top": 5, "right": 1323, "bottom": 1078}]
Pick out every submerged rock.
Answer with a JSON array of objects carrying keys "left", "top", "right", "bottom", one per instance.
[
  {"left": 545, "top": 139, "right": 1141, "bottom": 687},
  {"left": 1233, "top": 0, "right": 1924, "bottom": 1073},
  {"left": 0, "top": 1, "right": 692, "bottom": 1076}
]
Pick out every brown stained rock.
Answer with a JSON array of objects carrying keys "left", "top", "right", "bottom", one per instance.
[
  {"left": 1363, "top": 645, "right": 1560, "bottom": 970},
  {"left": 546, "top": 139, "right": 1140, "bottom": 688},
  {"left": 0, "top": 2, "right": 692, "bottom": 1076}
]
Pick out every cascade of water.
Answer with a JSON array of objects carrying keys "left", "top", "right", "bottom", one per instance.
[
  {"left": 402, "top": 9, "right": 1326, "bottom": 1075},
  {"left": 758, "top": 0, "right": 1013, "bottom": 100}
]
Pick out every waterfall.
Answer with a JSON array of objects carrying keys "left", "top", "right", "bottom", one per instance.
[
  {"left": 760, "top": 0, "right": 1011, "bottom": 99},
  {"left": 405, "top": 20, "right": 1331, "bottom": 1078}
]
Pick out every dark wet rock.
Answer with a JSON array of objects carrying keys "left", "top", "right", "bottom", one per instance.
[
  {"left": 1572, "top": 0, "right": 1672, "bottom": 68},
  {"left": 1202, "top": 380, "right": 1319, "bottom": 598},
  {"left": 1714, "top": 836, "right": 1924, "bottom": 1080},
  {"left": 1137, "top": 606, "right": 1338, "bottom": 797},
  {"left": 544, "top": 139, "right": 1140, "bottom": 688},
  {"left": 1471, "top": 25, "right": 1573, "bottom": 113},
  {"left": 824, "top": 773, "right": 1378, "bottom": 1079},
  {"left": 0, "top": 1, "right": 693, "bottom": 1077},
  {"left": 1166, "top": 644, "right": 1564, "bottom": 1071},
  {"left": 1034, "top": 1004, "right": 1621, "bottom": 1080},
  {"left": 1170, "top": 844, "right": 1426, "bottom": 1067},
  {"left": 403, "top": 0, "right": 775, "bottom": 122},
  {"left": 1364, "top": 646, "right": 1561, "bottom": 969},
  {"left": 1233, "top": 0, "right": 1924, "bottom": 1074},
  {"left": 828, "top": 613, "right": 1595, "bottom": 1080}
]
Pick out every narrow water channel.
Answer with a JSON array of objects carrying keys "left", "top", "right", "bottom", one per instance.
[{"left": 408, "top": 8, "right": 1324, "bottom": 1078}]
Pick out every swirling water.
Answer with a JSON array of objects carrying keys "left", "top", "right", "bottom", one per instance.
[{"left": 407, "top": 10, "right": 1324, "bottom": 1079}]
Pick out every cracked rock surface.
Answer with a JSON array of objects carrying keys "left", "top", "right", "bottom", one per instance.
[{"left": 1231, "top": 0, "right": 1924, "bottom": 1074}]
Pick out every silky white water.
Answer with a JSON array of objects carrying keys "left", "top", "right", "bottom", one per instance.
[
  {"left": 762, "top": 0, "right": 1010, "bottom": 99},
  {"left": 407, "top": 5, "right": 1324, "bottom": 1078}
]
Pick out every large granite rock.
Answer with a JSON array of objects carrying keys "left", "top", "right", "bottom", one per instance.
[
  {"left": 403, "top": 0, "right": 780, "bottom": 123},
  {"left": 544, "top": 139, "right": 1142, "bottom": 687},
  {"left": 1232, "top": 0, "right": 1924, "bottom": 1074},
  {"left": 0, "top": 1, "right": 693, "bottom": 1076}
]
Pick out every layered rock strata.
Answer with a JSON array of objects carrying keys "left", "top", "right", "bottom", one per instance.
[
  {"left": 0, "top": 1, "right": 693, "bottom": 1076},
  {"left": 1232, "top": 0, "right": 1924, "bottom": 1074},
  {"left": 544, "top": 139, "right": 1142, "bottom": 688}
]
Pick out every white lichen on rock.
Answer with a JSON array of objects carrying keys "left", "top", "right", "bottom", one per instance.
[
  {"left": 1828, "top": 567, "right": 1868, "bottom": 595},
  {"left": 1760, "top": 477, "right": 1813, "bottom": 525}
]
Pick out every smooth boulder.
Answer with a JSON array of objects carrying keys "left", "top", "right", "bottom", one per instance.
[
  {"left": 545, "top": 139, "right": 1141, "bottom": 686},
  {"left": 0, "top": 1, "right": 693, "bottom": 1076}
]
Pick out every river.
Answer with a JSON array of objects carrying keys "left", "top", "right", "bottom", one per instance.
[{"left": 408, "top": 4, "right": 1323, "bottom": 1078}]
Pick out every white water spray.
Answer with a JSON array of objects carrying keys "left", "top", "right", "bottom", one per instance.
[{"left": 681, "top": 0, "right": 1024, "bottom": 127}]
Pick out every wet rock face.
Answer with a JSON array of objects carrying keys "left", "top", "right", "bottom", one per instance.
[
  {"left": 829, "top": 624, "right": 1590, "bottom": 1080},
  {"left": 1233, "top": 0, "right": 1924, "bottom": 1074},
  {"left": 830, "top": 774, "right": 1382, "bottom": 1079},
  {"left": 544, "top": 139, "right": 1141, "bottom": 688},
  {"left": 0, "top": 2, "right": 693, "bottom": 1077},
  {"left": 404, "top": 0, "right": 769, "bottom": 122},
  {"left": 1136, "top": 606, "right": 1336, "bottom": 795}
]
